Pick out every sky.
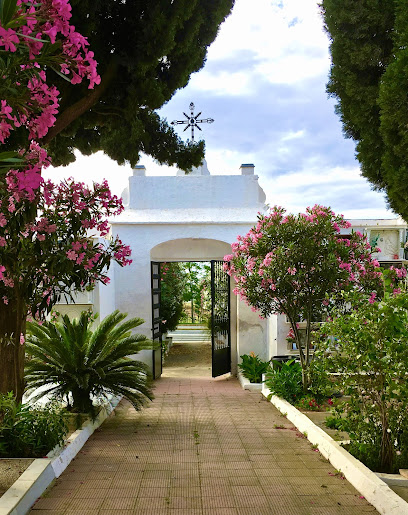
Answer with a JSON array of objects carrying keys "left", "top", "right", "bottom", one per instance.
[{"left": 44, "top": 0, "right": 395, "bottom": 220}]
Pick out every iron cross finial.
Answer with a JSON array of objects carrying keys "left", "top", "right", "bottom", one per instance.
[{"left": 171, "top": 102, "right": 214, "bottom": 142}]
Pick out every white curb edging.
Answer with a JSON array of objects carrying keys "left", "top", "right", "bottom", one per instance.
[
  {"left": 0, "top": 396, "right": 121, "bottom": 515},
  {"left": 237, "top": 370, "right": 262, "bottom": 391},
  {"left": 261, "top": 381, "right": 408, "bottom": 515}
]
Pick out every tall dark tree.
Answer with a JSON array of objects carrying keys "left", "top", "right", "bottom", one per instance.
[
  {"left": 41, "top": 0, "right": 235, "bottom": 170},
  {"left": 320, "top": 1, "right": 408, "bottom": 220}
]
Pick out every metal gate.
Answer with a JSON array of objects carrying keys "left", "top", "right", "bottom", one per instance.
[
  {"left": 151, "top": 262, "right": 162, "bottom": 379},
  {"left": 211, "top": 260, "right": 231, "bottom": 377}
]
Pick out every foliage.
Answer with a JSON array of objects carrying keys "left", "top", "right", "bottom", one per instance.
[
  {"left": 238, "top": 352, "right": 270, "bottom": 383},
  {"left": 25, "top": 310, "right": 153, "bottom": 416},
  {"left": 225, "top": 205, "right": 383, "bottom": 389},
  {"left": 295, "top": 394, "right": 334, "bottom": 412},
  {"left": 318, "top": 289, "right": 408, "bottom": 472},
  {"left": 265, "top": 360, "right": 303, "bottom": 403},
  {"left": 325, "top": 415, "right": 349, "bottom": 432},
  {"left": 41, "top": 0, "right": 235, "bottom": 169},
  {"left": 160, "top": 262, "right": 186, "bottom": 333},
  {"left": 320, "top": 0, "right": 408, "bottom": 220},
  {"left": 181, "top": 262, "right": 210, "bottom": 324},
  {"left": 0, "top": 392, "right": 68, "bottom": 457}
]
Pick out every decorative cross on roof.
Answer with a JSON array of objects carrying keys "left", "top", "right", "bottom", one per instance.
[{"left": 171, "top": 102, "right": 214, "bottom": 142}]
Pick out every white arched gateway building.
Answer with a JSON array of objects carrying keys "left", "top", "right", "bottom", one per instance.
[{"left": 55, "top": 162, "right": 408, "bottom": 378}]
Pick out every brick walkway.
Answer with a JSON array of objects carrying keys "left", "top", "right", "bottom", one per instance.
[{"left": 30, "top": 375, "right": 377, "bottom": 515}]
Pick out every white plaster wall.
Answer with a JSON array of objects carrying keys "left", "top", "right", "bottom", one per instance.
[
  {"left": 96, "top": 262, "right": 117, "bottom": 320},
  {"left": 236, "top": 298, "right": 267, "bottom": 362},
  {"left": 128, "top": 175, "right": 266, "bottom": 211}
]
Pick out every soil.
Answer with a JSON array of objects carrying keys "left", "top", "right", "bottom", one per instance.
[
  {"left": 162, "top": 340, "right": 212, "bottom": 378},
  {"left": 0, "top": 459, "right": 34, "bottom": 497}
]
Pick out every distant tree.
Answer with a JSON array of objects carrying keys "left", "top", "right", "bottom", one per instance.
[
  {"left": 33, "top": 0, "right": 235, "bottom": 170},
  {"left": 182, "top": 262, "right": 209, "bottom": 323},
  {"left": 320, "top": 1, "right": 408, "bottom": 220},
  {"left": 160, "top": 262, "right": 186, "bottom": 333}
]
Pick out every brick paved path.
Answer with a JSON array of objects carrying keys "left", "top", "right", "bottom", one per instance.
[{"left": 30, "top": 376, "right": 377, "bottom": 515}]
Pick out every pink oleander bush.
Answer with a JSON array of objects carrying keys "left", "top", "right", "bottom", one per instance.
[
  {"left": 0, "top": 0, "right": 132, "bottom": 401},
  {"left": 224, "top": 205, "right": 385, "bottom": 389}
]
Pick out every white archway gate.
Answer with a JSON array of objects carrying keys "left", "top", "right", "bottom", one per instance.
[{"left": 110, "top": 162, "right": 270, "bottom": 378}]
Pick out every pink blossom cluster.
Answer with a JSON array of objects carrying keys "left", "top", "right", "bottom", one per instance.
[
  {"left": 223, "top": 205, "right": 384, "bottom": 318},
  {"left": 0, "top": 177, "right": 131, "bottom": 316},
  {"left": 0, "top": 0, "right": 100, "bottom": 145}
]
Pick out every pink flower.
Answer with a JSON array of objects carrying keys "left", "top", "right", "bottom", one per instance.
[
  {"left": 0, "top": 213, "right": 7, "bottom": 228},
  {"left": 0, "top": 237, "right": 6, "bottom": 247},
  {"left": 0, "top": 27, "right": 20, "bottom": 52},
  {"left": 66, "top": 249, "right": 78, "bottom": 261},
  {"left": 368, "top": 292, "right": 377, "bottom": 304},
  {"left": 288, "top": 267, "right": 296, "bottom": 275},
  {"left": 20, "top": 334, "right": 25, "bottom": 345}
]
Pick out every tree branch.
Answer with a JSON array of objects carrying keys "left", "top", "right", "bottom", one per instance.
[{"left": 42, "top": 57, "right": 120, "bottom": 145}]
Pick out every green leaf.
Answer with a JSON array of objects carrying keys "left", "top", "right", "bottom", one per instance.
[
  {"left": 17, "top": 32, "right": 49, "bottom": 43},
  {"left": 0, "top": 0, "right": 18, "bottom": 27},
  {"left": 50, "top": 66, "right": 72, "bottom": 83},
  {"left": 0, "top": 151, "right": 20, "bottom": 160}
]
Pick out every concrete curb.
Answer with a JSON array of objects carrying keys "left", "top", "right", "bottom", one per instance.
[
  {"left": 237, "top": 370, "right": 262, "bottom": 391},
  {"left": 0, "top": 396, "right": 121, "bottom": 515},
  {"left": 261, "top": 382, "right": 408, "bottom": 515}
]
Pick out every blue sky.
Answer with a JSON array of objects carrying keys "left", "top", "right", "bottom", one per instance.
[{"left": 45, "top": 0, "right": 395, "bottom": 219}]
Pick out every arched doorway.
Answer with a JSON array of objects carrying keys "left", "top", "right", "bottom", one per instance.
[{"left": 150, "top": 238, "right": 237, "bottom": 379}]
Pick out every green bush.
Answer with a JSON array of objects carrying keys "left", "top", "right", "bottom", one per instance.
[
  {"left": 0, "top": 393, "right": 68, "bottom": 458},
  {"left": 238, "top": 353, "right": 270, "bottom": 383},
  {"left": 325, "top": 415, "right": 349, "bottom": 432},
  {"left": 319, "top": 290, "right": 408, "bottom": 472},
  {"left": 25, "top": 310, "right": 154, "bottom": 417},
  {"left": 265, "top": 360, "right": 303, "bottom": 402}
]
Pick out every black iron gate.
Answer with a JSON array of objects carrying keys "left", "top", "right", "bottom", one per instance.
[
  {"left": 211, "top": 260, "right": 231, "bottom": 377},
  {"left": 151, "top": 262, "right": 162, "bottom": 379}
]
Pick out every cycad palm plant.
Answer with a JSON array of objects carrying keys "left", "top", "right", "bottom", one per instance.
[{"left": 25, "top": 310, "right": 153, "bottom": 415}]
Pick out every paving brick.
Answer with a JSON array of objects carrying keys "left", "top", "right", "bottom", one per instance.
[{"left": 28, "top": 376, "right": 378, "bottom": 515}]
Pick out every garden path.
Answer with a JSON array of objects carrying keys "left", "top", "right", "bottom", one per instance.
[{"left": 29, "top": 372, "right": 378, "bottom": 515}]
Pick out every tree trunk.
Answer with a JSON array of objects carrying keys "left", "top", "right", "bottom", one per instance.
[
  {"left": 0, "top": 295, "right": 26, "bottom": 402},
  {"left": 71, "top": 387, "right": 93, "bottom": 415}
]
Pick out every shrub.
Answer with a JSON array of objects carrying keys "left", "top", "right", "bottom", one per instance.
[
  {"left": 224, "top": 205, "right": 383, "bottom": 390},
  {"left": 319, "top": 289, "right": 408, "bottom": 472},
  {"left": 238, "top": 353, "right": 270, "bottom": 383},
  {"left": 265, "top": 360, "right": 303, "bottom": 402},
  {"left": 0, "top": 393, "right": 68, "bottom": 458},
  {"left": 25, "top": 310, "right": 154, "bottom": 417},
  {"left": 325, "top": 415, "right": 349, "bottom": 432}
]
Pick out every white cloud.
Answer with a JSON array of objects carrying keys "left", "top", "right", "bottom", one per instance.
[
  {"left": 281, "top": 129, "right": 305, "bottom": 141},
  {"left": 190, "top": 0, "right": 330, "bottom": 93},
  {"left": 42, "top": 0, "right": 395, "bottom": 223},
  {"left": 260, "top": 165, "right": 393, "bottom": 218}
]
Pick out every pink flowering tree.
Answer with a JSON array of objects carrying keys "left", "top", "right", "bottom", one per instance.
[
  {"left": 224, "top": 205, "right": 384, "bottom": 389},
  {"left": 0, "top": 172, "right": 131, "bottom": 400},
  {"left": 0, "top": 0, "right": 133, "bottom": 402}
]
